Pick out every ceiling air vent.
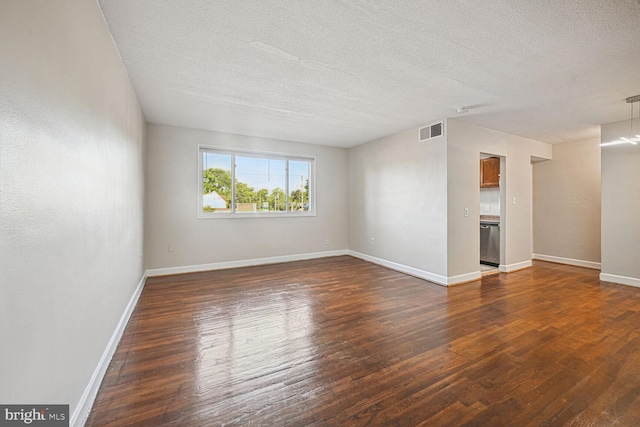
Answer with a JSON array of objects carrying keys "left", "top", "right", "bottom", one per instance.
[{"left": 418, "top": 121, "right": 444, "bottom": 142}]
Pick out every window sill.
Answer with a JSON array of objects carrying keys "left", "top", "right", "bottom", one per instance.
[{"left": 198, "top": 212, "right": 316, "bottom": 220}]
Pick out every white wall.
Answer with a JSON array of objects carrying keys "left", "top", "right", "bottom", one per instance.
[
  {"left": 600, "top": 118, "right": 640, "bottom": 286},
  {"left": 480, "top": 187, "right": 501, "bottom": 216},
  {"left": 0, "top": 0, "right": 146, "bottom": 422},
  {"left": 347, "top": 120, "right": 551, "bottom": 285},
  {"left": 145, "top": 124, "right": 348, "bottom": 271},
  {"left": 532, "top": 138, "right": 601, "bottom": 268},
  {"left": 446, "top": 119, "right": 552, "bottom": 278},
  {"left": 348, "top": 127, "right": 449, "bottom": 281}
]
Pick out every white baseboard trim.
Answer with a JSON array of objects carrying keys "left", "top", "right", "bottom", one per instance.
[
  {"left": 71, "top": 273, "right": 147, "bottom": 427},
  {"left": 533, "top": 254, "right": 601, "bottom": 270},
  {"left": 146, "top": 250, "right": 349, "bottom": 277},
  {"left": 600, "top": 273, "right": 640, "bottom": 288},
  {"left": 448, "top": 271, "right": 483, "bottom": 285},
  {"left": 499, "top": 260, "right": 532, "bottom": 273},
  {"left": 348, "top": 251, "right": 454, "bottom": 286}
]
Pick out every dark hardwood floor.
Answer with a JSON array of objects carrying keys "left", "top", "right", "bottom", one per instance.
[{"left": 86, "top": 256, "right": 640, "bottom": 426}]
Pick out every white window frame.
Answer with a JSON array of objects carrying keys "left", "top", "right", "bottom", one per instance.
[{"left": 198, "top": 145, "right": 316, "bottom": 219}]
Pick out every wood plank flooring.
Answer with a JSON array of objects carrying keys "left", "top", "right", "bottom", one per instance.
[{"left": 86, "top": 256, "right": 640, "bottom": 426}]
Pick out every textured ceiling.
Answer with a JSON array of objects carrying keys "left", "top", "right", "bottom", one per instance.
[{"left": 98, "top": 0, "right": 640, "bottom": 147}]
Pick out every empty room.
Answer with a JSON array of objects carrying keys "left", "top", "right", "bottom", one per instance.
[{"left": 2, "top": 0, "right": 640, "bottom": 425}]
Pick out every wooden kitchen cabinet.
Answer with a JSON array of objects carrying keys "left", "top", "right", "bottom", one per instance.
[{"left": 480, "top": 157, "right": 500, "bottom": 188}]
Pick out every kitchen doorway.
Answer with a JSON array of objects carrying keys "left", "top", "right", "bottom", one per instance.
[{"left": 480, "top": 153, "right": 504, "bottom": 275}]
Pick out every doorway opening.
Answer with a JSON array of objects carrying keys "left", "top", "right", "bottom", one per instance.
[{"left": 480, "top": 153, "right": 504, "bottom": 275}]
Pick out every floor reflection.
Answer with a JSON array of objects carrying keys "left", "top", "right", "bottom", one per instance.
[{"left": 194, "top": 285, "right": 316, "bottom": 418}]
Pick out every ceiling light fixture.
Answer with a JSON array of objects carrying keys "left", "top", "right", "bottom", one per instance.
[{"left": 601, "top": 95, "right": 640, "bottom": 147}]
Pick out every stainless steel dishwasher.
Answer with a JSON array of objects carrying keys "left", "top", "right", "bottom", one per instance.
[{"left": 480, "top": 221, "right": 500, "bottom": 266}]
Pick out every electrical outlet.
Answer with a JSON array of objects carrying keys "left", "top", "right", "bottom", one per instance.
[
  {"left": 168, "top": 244, "right": 174, "bottom": 253},
  {"left": 464, "top": 208, "right": 469, "bottom": 217},
  {"left": 512, "top": 197, "right": 516, "bottom": 205},
  {"left": 325, "top": 239, "right": 330, "bottom": 245},
  {"left": 370, "top": 238, "right": 375, "bottom": 245},
  {"left": 486, "top": 205, "right": 491, "bottom": 211}
]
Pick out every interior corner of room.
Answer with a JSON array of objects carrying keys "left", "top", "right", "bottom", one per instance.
[{"left": 2, "top": 0, "right": 640, "bottom": 425}]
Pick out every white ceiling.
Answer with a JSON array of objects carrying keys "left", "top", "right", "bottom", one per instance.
[{"left": 98, "top": 0, "right": 640, "bottom": 148}]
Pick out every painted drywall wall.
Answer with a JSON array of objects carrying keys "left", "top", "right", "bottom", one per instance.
[
  {"left": 145, "top": 124, "right": 348, "bottom": 270},
  {"left": 348, "top": 127, "right": 449, "bottom": 280},
  {"left": 480, "top": 187, "right": 501, "bottom": 215},
  {"left": 347, "top": 120, "right": 551, "bottom": 284},
  {"left": 532, "top": 138, "right": 601, "bottom": 267},
  {"left": 446, "top": 119, "right": 552, "bottom": 277},
  {"left": 0, "top": 0, "right": 145, "bottom": 420},
  {"left": 600, "top": 118, "right": 640, "bottom": 285}
]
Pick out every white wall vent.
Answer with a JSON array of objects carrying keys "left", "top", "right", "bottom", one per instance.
[{"left": 418, "top": 121, "right": 444, "bottom": 142}]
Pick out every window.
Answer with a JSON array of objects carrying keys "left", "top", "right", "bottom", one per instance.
[{"left": 199, "top": 146, "right": 315, "bottom": 217}]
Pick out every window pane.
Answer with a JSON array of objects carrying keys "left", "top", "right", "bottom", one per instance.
[
  {"left": 202, "top": 152, "right": 232, "bottom": 213},
  {"left": 235, "top": 156, "right": 286, "bottom": 212},
  {"left": 289, "top": 160, "right": 310, "bottom": 212}
]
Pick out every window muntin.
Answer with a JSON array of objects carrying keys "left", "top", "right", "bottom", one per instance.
[{"left": 199, "top": 147, "right": 315, "bottom": 217}]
